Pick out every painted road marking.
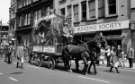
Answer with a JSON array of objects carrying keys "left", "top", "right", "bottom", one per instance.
[
  {"left": 78, "top": 76, "right": 110, "bottom": 84},
  {"left": 0, "top": 72, "right": 4, "bottom": 75},
  {"left": 9, "top": 77, "right": 18, "bottom": 82}
]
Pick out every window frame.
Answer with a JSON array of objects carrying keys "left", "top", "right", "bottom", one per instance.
[
  {"left": 67, "top": 5, "right": 72, "bottom": 19},
  {"left": 81, "top": 1, "right": 87, "bottom": 21},
  {"left": 88, "top": 0, "right": 97, "bottom": 20},
  {"left": 98, "top": 0, "right": 105, "bottom": 18},
  {"left": 73, "top": 4, "right": 79, "bottom": 22},
  {"left": 60, "top": 8, "right": 66, "bottom": 16},
  {"left": 105, "top": 0, "right": 118, "bottom": 17}
]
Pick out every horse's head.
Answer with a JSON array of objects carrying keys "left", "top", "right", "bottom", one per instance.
[{"left": 86, "top": 41, "right": 100, "bottom": 55}]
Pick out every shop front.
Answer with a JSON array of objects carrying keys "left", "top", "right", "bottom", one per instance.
[{"left": 73, "top": 20, "right": 130, "bottom": 52}]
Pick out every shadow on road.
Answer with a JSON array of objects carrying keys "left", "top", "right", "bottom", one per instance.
[{"left": 10, "top": 71, "right": 24, "bottom": 75}]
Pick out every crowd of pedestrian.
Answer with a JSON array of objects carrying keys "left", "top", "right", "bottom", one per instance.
[{"left": 98, "top": 44, "right": 135, "bottom": 73}]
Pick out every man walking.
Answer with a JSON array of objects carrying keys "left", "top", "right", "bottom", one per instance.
[
  {"left": 127, "top": 47, "right": 134, "bottom": 68},
  {"left": 7, "top": 46, "right": 12, "bottom": 64},
  {"left": 87, "top": 50, "right": 97, "bottom": 75}
]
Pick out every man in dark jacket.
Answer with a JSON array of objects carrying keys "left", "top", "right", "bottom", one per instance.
[
  {"left": 87, "top": 47, "right": 98, "bottom": 75},
  {"left": 7, "top": 46, "right": 12, "bottom": 64},
  {"left": 127, "top": 48, "right": 134, "bottom": 68}
]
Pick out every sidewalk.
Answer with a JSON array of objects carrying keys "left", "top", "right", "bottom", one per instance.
[{"left": 98, "top": 62, "right": 135, "bottom": 70}]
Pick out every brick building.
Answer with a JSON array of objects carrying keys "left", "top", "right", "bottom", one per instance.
[
  {"left": 14, "top": 0, "right": 54, "bottom": 45},
  {"left": 9, "top": 0, "right": 17, "bottom": 41},
  {"left": 0, "top": 25, "right": 9, "bottom": 45},
  {"left": 54, "top": 0, "right": 135, "bottom": 54}
]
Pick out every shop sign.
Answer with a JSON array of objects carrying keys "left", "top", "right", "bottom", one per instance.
[
  {"left": 73, "top": 20, "right": 129, "bottom": 33},
  {"left": 43, "top": 46, "right": 56, "bottom": 53},
  {"left": 32, "top": 46, "right": 43, "bottom": 52}
]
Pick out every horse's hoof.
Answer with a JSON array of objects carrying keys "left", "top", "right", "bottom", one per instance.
[
  {"left": 68, "top": 70, "right": 72, "bottom": 72},
  {"left": 82, "top": 73, "right": 86, "bottom": 75}
]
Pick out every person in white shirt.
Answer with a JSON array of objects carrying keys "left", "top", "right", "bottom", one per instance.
[{"left": 106, "top": 46, "right": 111, "bottom": 67}]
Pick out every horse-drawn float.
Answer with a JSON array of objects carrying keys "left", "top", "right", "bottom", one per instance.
[{"left": 29, "top": 13, "right": 106, "bottom": 74}]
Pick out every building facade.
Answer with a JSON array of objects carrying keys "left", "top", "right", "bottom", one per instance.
[
  {"left": 9, "top": 0, "right": 17, "bottom": 41},
  {"left": 54, "top": 0, "right": 134, "bottom": 54},
  {"left": 15, "top": 0, "right": 54, "bottom": 45},
  {"left": 0, "top": 24, "right": 9, "bottom": 46}
]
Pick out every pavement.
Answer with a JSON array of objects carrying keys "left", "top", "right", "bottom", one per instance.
[{"left": 1, "top": 59, "right": 135, "bottom": 84}]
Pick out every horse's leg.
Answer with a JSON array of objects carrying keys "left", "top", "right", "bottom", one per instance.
[
  {"left": 93, "top": 61, "right": 97, "bottom": 74},
  {"left": 75, "top": 59, "right": 79, "bottom": 71},
  {"left": 88, "top": 61, "right": 92, "bottom": 74},
  {"left": 82, "top": 56, "right": 88, "bottom": 75},
  {"left": 68, "top": 59, "right": 72, "bottom": 72},
  {"left": 63, "top": 52, "right": 71, "bottom": 71}
]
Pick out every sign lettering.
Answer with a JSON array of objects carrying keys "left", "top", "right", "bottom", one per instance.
[{"left": 73, "top": 20, "right": 129, "bottom": 33}]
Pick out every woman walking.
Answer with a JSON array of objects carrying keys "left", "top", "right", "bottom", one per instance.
[
  {"left": 16, "top": 45, "right": 25, "bottom": 69},
  {"left": 109, "top": 46, "right": 120, "bottom": 73}
]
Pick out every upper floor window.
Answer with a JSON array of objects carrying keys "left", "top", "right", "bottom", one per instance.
[
  {"left": 33, "top": 0, "right": 39, "bottom": 3},
  {"left": 59, "top": 0, "right": 66, "bottom": 4},
  {"left": 81, "top": 1, "right": 87, "bottom": 21},
  {"left": 131, "top": 0, "right": 135, "bottom": 8},
  {"left": 60, "top": 8, "right": 65, "bottom": 16},
  {"left": 73, "top": 4, "right": 79, "bottom": 22},
  {"left": 67, "top": 5, "right": 72, "bottom": 18},
  {"left": 98, "top": 0, "right": 105, "bottom": 18},
  {"left": 88, "top": 0, "right": 96, "bottom": 20},
  {"left": 105, "top": 0, "right": 118, "bottom": 17}
]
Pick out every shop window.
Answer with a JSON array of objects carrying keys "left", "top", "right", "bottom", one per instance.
[
  {"left": 103, "top": 30, "right": 121, "bottom": 36},
  {"left": 105, "top": 0, "right": 118, "bottom": 17},
  {"left": 98, "top": 0, "right": 105, "bottom": 18},
  {"left": 73, "top": 4, "right": 79, "bottom": 22},
  {"left": 88, "top": 0, "right": 96, "bottom": 20},
  {"left": 60, "top": 8, "right": 65, "bottom": 16},
  {"left": 81, "top": 1, "right": 87, "bottom": 21}
]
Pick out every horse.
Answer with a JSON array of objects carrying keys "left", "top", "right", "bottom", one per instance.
[{"left": 62, "top": 40, "right": 100, "bottom": 74}]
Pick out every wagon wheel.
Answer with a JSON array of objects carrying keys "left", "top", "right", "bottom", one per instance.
[
  {"left": 79, "top": 57, "right": 88, "bottom": 74},
  {"left": 47, "top": 56, "right": 56, "bottom": 70}
]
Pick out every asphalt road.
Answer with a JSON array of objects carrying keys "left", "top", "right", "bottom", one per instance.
[{"left": 0, "top": 60, "right": 135, "bottom": 84}]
